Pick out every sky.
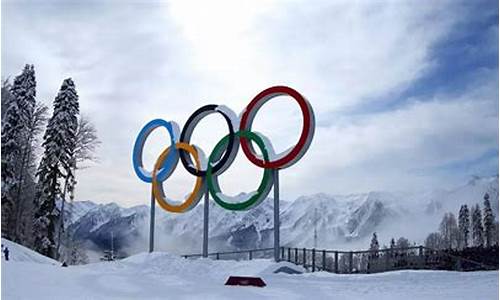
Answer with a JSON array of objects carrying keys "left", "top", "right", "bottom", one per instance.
[{"left": 2, "top": 0, "right": 498, "bottom": 207}]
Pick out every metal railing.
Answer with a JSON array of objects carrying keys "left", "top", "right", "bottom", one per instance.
[
  {"left": 183, "top": 247, "right": 274, "bottom": 261},
  {"left": 280, "top": 246, "right": 498, "bottom": 273},
  {"left": 182, "top": 245, "right": 498, "bottom": 274}
]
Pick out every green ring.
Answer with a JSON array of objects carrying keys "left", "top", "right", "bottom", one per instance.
[{"left": 207, "top": 130, "right": 273, "bottom": 211}]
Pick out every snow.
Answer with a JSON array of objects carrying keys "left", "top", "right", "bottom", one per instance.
[
  {"left": 1, "top": 242, "right": 498, "bottom": 299},
  {"left": 216, "top": 191, "right": 258, "bottom": 204},
  {"left": 1, "top": 238, "right": 57, "bottom": 265}
]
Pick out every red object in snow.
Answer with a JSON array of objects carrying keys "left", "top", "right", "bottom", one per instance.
[{"left": 224, "top": 276, "right": 267, "bottom": 287}]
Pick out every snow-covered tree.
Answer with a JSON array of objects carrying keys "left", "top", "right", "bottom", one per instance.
[
  {"left": 390, "top": 238, "right": 396, "bottom": 249},
  {"left": 34, "top": 78, "right": 79, "bottom": 259},
  {"left": 369, "top": 232, "right": 379, "bottom": 258},
  {"left": 472, "top": 204, "right": 484, "bottom": 247},
  {"left": 1, "top": 81, "right": 19, "bottom": 238},
  {"left": 1, "top": 65, "right": 37, "bottom": 240},
  {"left": 1, "top": 78, "right": 14, "bottom": 124},
  {"left": 13, "top": 102, "right": 48, "bottom": 245},
  {"left": 483, "top": 193, "right": 495, "bottom": 247},
  {"left": 439, "top": 212, "right": 459, "bottom": 249},
  {"left": 458, "top": 204, "right": 470, "bottom": 249}
]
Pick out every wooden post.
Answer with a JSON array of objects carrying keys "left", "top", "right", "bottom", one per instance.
[
  {"left": 288, "top": 247, "right": 291, "bottom": 262},
  {"left": 216, "top": 253, "right": 219, "bottom": 260},
  {"left": 281, "top": 247, "right": 285, "bottom": 261},
  {"left": 249, "top": 250, "right": 252, "bottom": 260},
  {"left": 322, "top": 250, "right": 326, "bottom": 271},
  {"left": 312, "top": 248, "right": 316, "bottom": 272},
  {"left": 303, "top": 248, "right": 306, "bottom": 268},
  {"left": 349, "top": 251, "right": 353, "bottom": 274},
  {"left": 334, "top": 251, "right": 339, "bottom": 273},
  {"left": 418, "top": 246, "right": 424, "bottom": 269},
  {"left": 295, "top": 248, "right": 298, "bottom": 264},
  {"left": 385, "top": 250, "right": 390, "bottom": 272}
]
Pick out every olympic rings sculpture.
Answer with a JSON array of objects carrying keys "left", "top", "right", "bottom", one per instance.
[{"left": 132, "top": 86, "right": 315, "bottom": 213}]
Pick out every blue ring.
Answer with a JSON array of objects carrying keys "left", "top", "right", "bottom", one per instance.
[{"left": 132, "top": 119, "right": 178, "bottom": 183}]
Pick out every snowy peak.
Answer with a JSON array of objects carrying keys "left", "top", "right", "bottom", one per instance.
[
  {"left": 425, "top": 175, "right": 499, "bottom": 216},
  {"left": 70, "top": 175, "right": 498, "bottom": 259}
]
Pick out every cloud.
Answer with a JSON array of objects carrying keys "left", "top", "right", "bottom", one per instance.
[{"left": 1, "top": 1, "right": 497, "bottom": 206}]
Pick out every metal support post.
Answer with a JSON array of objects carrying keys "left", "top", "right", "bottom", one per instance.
[
  {"left": 273, "top": 169, "right": 280, "bottom": 262},
  {"left": 203, "top": 190, "right": 209, "bottom": 258},
  {"left": 149, "top": 190, "right": 155, "bottom": 253}
]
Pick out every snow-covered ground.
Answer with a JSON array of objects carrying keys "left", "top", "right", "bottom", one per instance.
[{"left": 1, "top": 240, "right": 498, "bottom": 300}]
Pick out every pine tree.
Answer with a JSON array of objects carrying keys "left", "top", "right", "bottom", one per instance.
[
  {"left": 1, "top": 65, "right": 37, "bottom": 240},
  {"left": 33, "top": 78, "right": 79, "bottom": 258},
  {"left": 1, "top": 82, "right": 20, "bottom": 239},
  {"left": 11, "top": 66, "right": 39, "bottom": 242},
  {"left": 483, "top": 193, "right": 495, "bottom": 247},
  {"left": 369, "top": 232, "right": 379, "bottom": 259},
  {"left": 390, "top": 238, "right": 395, "bottom": 249},
  {"left": 472, "top": 204, "right": 484, "bottom": 247},
  {"left": 458, "top": 205, "right": 470, "bottom": 249},
  {"left": 14, "top": 102, "right": 48, "bottom": 246}
]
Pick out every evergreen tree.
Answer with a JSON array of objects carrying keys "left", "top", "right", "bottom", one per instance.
[
  {"left": 458, "top": 205, "right": 470, "bottom": 249},
  {"left": 33, "top": 78, "right": 79, "bottom": 258},
  {"left": 369, "top": 232, "right": 379, "bottom": 258},
  {"left": 1, "top": 65, "right": 36, "bottom": 240},
  {"left": 1, "top": 82, "right": 20, "bottom": 239},
  {"left": 1, "top": 78, "right": 14, "bottom": 124},
  {"left": 472, "top": 204, "right": 484, "bottom": 247},
  {"left": 68, "top": 241, "right": 88, "bottom": 265},
  {"left": 483, "top": 193, "right": 495, "bottom": 247},
  {"left": 390, "top": 238, "right": 396, "bottom": 249},
  {"left": 14, "top": 102, "right": 48, "bottom": 245}
]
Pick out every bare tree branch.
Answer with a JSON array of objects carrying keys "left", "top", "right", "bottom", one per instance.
[{"left": 74, "top": 115, "right": 100, "bottom": 166}]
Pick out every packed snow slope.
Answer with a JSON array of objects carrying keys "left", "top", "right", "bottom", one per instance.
[
  {"left": 2, "top": 242, "right": 498, "bottom": 299},
  {"left": 0, "top": 238, "right": 57, "bottom": 265}
]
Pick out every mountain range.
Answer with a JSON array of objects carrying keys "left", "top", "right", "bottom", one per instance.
[{"left": 67, "top": 175, "right": 498, "bottom": 260}]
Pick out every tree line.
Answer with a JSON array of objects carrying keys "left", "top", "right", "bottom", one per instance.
[
  {"left": 1, "top": 64, "right": 99, "bottom": 263},
  {"left": 367, "top": 193, "right": 498, "bottom": 253},
  {"left": 425, "top": 193, "right": 498, "bottom": 250}
]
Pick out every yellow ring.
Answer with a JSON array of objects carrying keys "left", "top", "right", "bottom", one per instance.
[{"left": 152, "top": 142, "right": 204, "bottom": 213}]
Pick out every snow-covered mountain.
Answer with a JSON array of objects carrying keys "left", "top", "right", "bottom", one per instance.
[{"left": 69, "top": 175, "right": 498, "bottom": 258}]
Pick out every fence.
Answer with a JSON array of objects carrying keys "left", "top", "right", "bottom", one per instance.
[
  {"left": 183, "top": 247, "right": 274, "bottom": 261},
  {"left": 183, "top": 245, "right": 498, "bottom": 274},
  {"left": 280, "top": 246, "right": 498, "bottom": 273}
]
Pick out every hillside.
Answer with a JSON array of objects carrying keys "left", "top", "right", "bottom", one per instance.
[
  {"left": 1, "top": 238, "right": 58, "bottom": 265},
  {"left": 68, "top": 175, "right": 499, "bottom": 258}
]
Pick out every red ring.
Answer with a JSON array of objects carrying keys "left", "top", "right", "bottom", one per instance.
[{"left": 239, "top": 86, "right": 314, "bottom": 169}]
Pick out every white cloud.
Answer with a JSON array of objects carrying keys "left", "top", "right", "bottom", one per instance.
[{"left": 1, "top": 1, "right": 497, "bottom": 206}]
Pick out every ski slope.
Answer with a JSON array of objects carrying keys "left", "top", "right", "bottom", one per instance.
[
  {"left": 1, "top": 238, "right": 57, "bottom": 265},
  {"left": 2, "top": 243, "right": 498, "bottom": 300}
]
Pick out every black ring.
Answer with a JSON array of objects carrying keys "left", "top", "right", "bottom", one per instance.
[{"left": 179, "top": 104, "right": 238, "bottom": 177}]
